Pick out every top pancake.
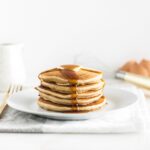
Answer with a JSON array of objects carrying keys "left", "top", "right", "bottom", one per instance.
[{"left": 38, "top": 65, "right": 103, "bottom": 85}]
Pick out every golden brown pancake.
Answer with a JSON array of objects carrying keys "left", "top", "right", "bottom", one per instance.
[
  {"left": 37, "top": 96, "right": 106, "bottom": 112},
  {"left": 36, "top": 64, "right": 106, "bottom": 113},
  {"left": 39, "top": 66, "right": 103, "bottom": 85},
  {"left": 36, "top": 86, "right": 103, "bottom": 99},
  {"left": 39, "top": 92, "right": 103, "bottom": 106},
  {"left": 41, "top": 80, "right": 104, "bottom": 94}
]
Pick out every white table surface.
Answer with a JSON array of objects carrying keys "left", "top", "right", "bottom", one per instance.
[
  {"left": 0, "top": 100, "right": 149, "bottom": 150},
  {"left": 0, "top": 133, "right": 150, "bottom": 150}
]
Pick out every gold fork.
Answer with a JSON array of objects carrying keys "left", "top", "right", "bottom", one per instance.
[{"left": 0, "top": 84, "right": 22, "bottom": 116}]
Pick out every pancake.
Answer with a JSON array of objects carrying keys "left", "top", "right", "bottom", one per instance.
[
  {"left": 41, "top": 80, "right": 105, "bottom": 94},
  {"left": 39, "top": 65, "right": 103, "bottom": 85},
  {"left": 35, "top": 86, "right": 103, "bottom": 99},
  {"left": 39, "top": 92, "right": 103, "bottom": 106},
  {"left": 37, "top": 96, "right": 106, "bottom": 112},
  {"left": 36, "top": 64, "right": 106, "bottom": 113}
]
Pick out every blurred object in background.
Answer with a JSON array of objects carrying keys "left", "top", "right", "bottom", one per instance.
[
  {"left": 0, "top": 43, "right": 26, "bottom": 92},
  {"left": 116, "top": 59, "right": 150, "bottom": 97},
  {"left": 140, "top": 59, "right": 150, "bottom": 76},
  {"left": 120, "top": 59, "right": 150, "bottom": 77},
  {"left": 116, "top": 71, "right": 150, "bottom": 89}
]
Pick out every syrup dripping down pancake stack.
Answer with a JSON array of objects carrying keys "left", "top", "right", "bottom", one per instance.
[{"left": 36, "top": 65, "right": 106, "bottom": 112}]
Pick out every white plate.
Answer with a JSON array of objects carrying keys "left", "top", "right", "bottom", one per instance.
[{"left": 8, "top": 86, "right": 138, "bottom": 120}]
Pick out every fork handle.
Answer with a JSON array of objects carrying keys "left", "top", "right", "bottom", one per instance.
[{"left": 0, "top": 95, "right": 9, "bottom": 116}]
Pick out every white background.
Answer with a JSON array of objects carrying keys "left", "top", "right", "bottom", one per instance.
[{"left": 0, "top": 0, "right": 150, "bottom": 84}]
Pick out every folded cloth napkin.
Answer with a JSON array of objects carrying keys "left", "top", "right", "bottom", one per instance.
[{"left": 0, "top": 84, "right": 149, "bottom": 133}]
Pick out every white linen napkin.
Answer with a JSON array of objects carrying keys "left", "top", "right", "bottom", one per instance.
[{"left": 41, "top": 86, "right": 149, "bottom": 133}]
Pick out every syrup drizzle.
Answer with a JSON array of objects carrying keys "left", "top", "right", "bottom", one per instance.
[
  {"left": 57, "top": 65, "right": 80, "bottom": 111},
  {"left": 46, "top": 65, "right": 102, "bottom": 112}
]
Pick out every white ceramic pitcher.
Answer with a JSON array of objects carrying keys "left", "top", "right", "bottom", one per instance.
[{"left": 0, "top": 43, "right": 26, "bottom": 91}]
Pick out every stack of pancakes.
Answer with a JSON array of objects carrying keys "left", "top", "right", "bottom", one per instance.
[{"left": 36, "top": 65, "right": 106, "bottom": 113}]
